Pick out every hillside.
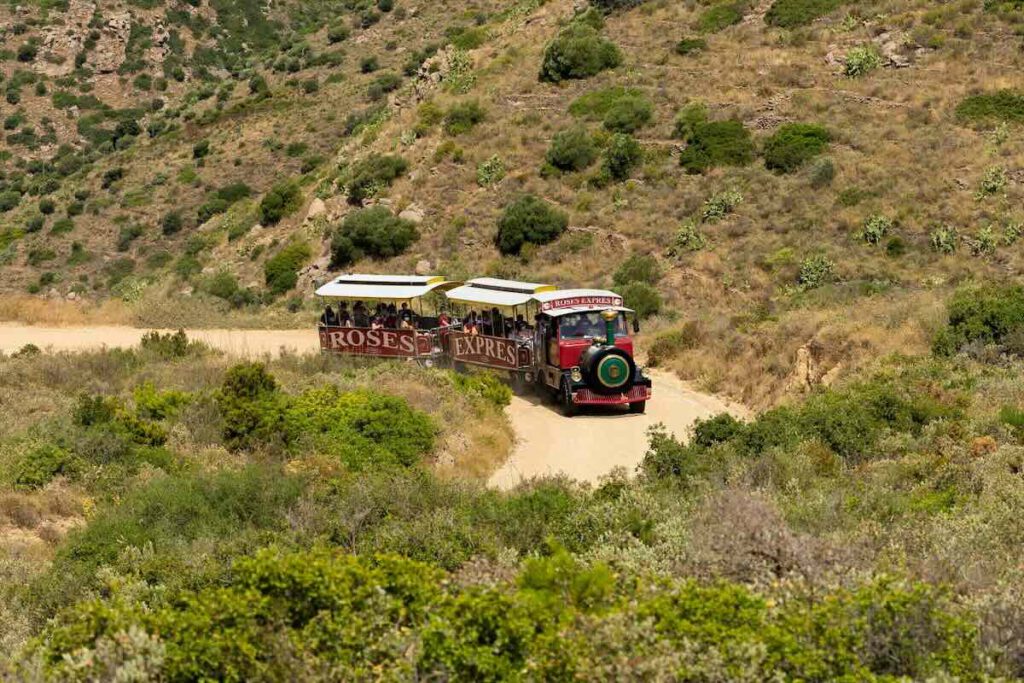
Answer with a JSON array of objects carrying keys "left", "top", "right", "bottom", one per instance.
[{"left": 3, "top": 0, "right": 1024, "bottom": 405}]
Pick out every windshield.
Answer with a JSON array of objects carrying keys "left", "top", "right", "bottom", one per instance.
[{"left": 558, "top": 312, "right": 627, "bottom": 339}]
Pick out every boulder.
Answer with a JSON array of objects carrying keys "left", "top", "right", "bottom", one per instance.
[
  {"left": 399, "top": 204, "right": 425, "bottom": 224},
  {"left": 414, "top": 259, "right": 432, "bottom": 275},
  {"left": 305, "top": 197, "right": 326, "bottom": 221}
]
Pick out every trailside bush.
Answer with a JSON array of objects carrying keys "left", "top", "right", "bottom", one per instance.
[
  {"left": 216, "top": 363, "right": 289, "bottom": 451},
  {"left": 675, "top": 37, "right": 708, "bottom": 55},
  {"left": 679, "top": 119, "right": 754, "bottom": 173},
  {"left": 956, "top": 90, "right": 1024, "bottom": 125},
  {"left": 495, "top": 195, "right": 569, "bottom": 255},
  {"left": 442, "top": 101, "right": 486, "bottom": 136},
  {"left": 11, "top": 445, "right": 77, "bottom": 490},
  {"left": 763, "top": 123, "right": 830, "bottom": 173},
  {"left": 765, "top": 0, "right": 844, "bottom": 28},
  {"left": 258, "top": 180, "right": 302, "bottom": 225},
  {"left": 546, "top": 126, "right": 599, "bottom": 172},
  {"left": 569, "top": 86, "right": 643, "bottom": 120},
  {"left": 601, "top": 91, "right": 653, "bottom": 133},
  {"left": 613, "top": 253, "right": 662, "bottom": 287},
  {"left": 619, "top": 281, "right": 662, "bottom": 319},
  {"left": 933, "top": 284, "right": 1024, "bottom": 356},
  {"left": 539, "top": 23, "right": 622, "bottom": 83},
  {"left": 330, "top": 207, "right": 419, "bottom": 268},
  {"left": 264, "top": 241, "right": 312, "bottom": 295},
  {"left": 346, "top": 154, "right": 408, "bottom": 204},
  {"left": 601, "top": 133, "right": 643, "bottom": 181}
]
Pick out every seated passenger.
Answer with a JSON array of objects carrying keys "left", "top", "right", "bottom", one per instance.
[
  {"left": 480, "top": 311, "right": 493, "bottom": 336},
  {"left": 353, "top": 301, "right": 369, "bottom": 327},
  {"left": 438, "top": 311, "right": 452, "bottom": 327},
  {"left": 465, "top": 320, "right": 479, "bottom": 335},
  {"left": 319, "top": 305, "right": 338, "bottom": 327},
  {"left": 370, "top": 316, "right": 384, "bottom": 330},
  {"left": 399, "top": 302, "right": 415, "bottom": 326}
]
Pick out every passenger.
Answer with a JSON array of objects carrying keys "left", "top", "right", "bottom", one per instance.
[
  {"left": 370, "top": 316, "right": 384, "bottom": 330},
  {"left": 353, "top": 301, "right": 369, "bottom": 327},
  {"left": 320, "top": 305, "right": 338, "bottom": 327},
  {"left": 465, "top": 320, "right": 479, "bottom": 335},
  {"left": 438, "top": 311, "right": 452, "bottom": 327},
  {"left": 464, "top": 310, "right": 478, "bottom": 329},
  {"left": 399, "top": 302, "right": 414, "bottom": 326},
  {"left": 385, "top": 303, "right": 399, "bottom": 329},
  {"left": 338, "top": 307, "right": 353, "bottom": 328},
  {"left": 480, "top": 310, "right": 493, "bottom": 336}
]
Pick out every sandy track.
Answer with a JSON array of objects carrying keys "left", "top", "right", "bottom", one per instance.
[{"left": 1, "top": 324, "right": 745, "bottom": 486}]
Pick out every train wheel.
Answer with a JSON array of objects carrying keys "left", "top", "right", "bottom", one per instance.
[
  {"left": 560, "top": 380, "right": 578, "bottom": 417},
  {"left": 628, "top": 401, "right": 646, "bottom": 414}
]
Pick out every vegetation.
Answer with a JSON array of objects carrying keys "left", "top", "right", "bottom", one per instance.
[
  {"left": 263, "top": 241, "right": 312, "bottom": 295},
  {"left": 258, "top": 180, "right": 302, "bottom": 225},
  {"left": 495, "top": 195, "right": 569, "bottom": 255},
  {"left": 330, "top": 207, "right": 419, "bottom": 267},
  {"left": 679, "top": 119, "right": 754, "bottom": 174},
  {"left": 763, "top": 123, "right": 831, "bottom": 173},
  {"left": 956, "top": 90, "right": 1024, "bottom": 125},
  {"left": 539, "top": 22, "right": 622, "bottom": 83},
  {"left": 765, "top": 0, "right": 845, "bottom": 27},
  {"left": 546, "top": 126, "right": 599, "bottom": 172},
  {"left": 345, "top": 154, "right": 409, "bottom": 204}
]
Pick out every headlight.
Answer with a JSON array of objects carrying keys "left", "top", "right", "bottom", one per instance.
[
  {"left": 570, "top": 367, "right": 582, "bottom": 382},
  {"left": 640, "top": 366, "right": 650, "bottom": 379},
  {"left": 423, "top": 359, "right": 434, "bottom": 368}
]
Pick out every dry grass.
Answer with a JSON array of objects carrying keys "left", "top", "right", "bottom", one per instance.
[{"left": 0, "top": 296, "right": 132, "bottom": 327}]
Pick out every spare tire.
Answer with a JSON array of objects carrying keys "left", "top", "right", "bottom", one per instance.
[{"left": 579, "top": 345, "right": 635, "bottom": 395}]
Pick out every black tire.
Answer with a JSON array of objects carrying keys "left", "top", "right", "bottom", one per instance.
[
  {"left": 628, "top": 401, "right": 646, "bottom": 414},
  {"left": 561, "top": 379, "right": 578, "bottom": 417}
]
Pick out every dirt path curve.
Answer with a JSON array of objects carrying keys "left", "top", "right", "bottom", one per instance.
[{"left": 0, "top": 324, "right": 746, "bottom": 487}]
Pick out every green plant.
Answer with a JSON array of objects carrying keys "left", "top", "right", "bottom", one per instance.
[
  {"left": 12, "top": 445, "right": 76, "bottom": 490},
  {"left": 495, "top": 195, "right": 569, "bottom": 256},
  {"left": 601, "top": 92, "right": 653, "bottom": 133},
  {"left": 476, "top": 155, "right": 506, "bottom": 186},
  {"left": 698, "top": 1, "right": 746, "bottom": 33},
  {"left": 330, "top": 207, "right": 419, "bottom": 267},
  {"left": 327, "top": 24, "right": 350, "bottom": 43},
  {"left": 539, "top": 23, "right": 622, "bottom": 83},
  {"left": 139, "top": 329, "right": 192, "bottom": 358},
  {"left": 669, "top": 220, "right": 707, "bottom": 254},
  {"left": 675, "top": 37, "right": 708, "bottom": 55},
  {"left": 442, "top": 101, "right": 486, "bottom": 135},
  {"left": 679, "top": 120, "right": 754, "bottom": 174},
  {"left": 264, "top": 241, "right": 312, "bottom": 295},
  {"left": 976, "top": 166, "right": 1007, "bottom": 199},
  {"left": 546, "top": 126, "right": 599, "bottom": 172},
  {"left": 618, "top": 281, "right": 662, "bottom": 318},
  {"left": 161, "top": 211, "right": 183, "bottom": 236},
  {"left": 955, "top": 90, "right": 1024, "bottom": 125},
  {"left": 613, "top": 254, "right": 663, "bottom": 287},
  {"left": 930, "top": 225, "right": 958, "bottom": 254},
  {"left": 601, "top": 133, "right": 643, "bottom": 181},
  {"left": 763, "top": 123, "right": 830, "bottom": 173},
  {"left": 809, "top": 156, "right": 835, "bottom": 188},
  {"left": 701, "top": 189, "right": 743, "bottom": 222},
  {"left": 765, "top": 0, "right": 845, "bottom": 28},
  {"left": 862, "top": 214, "right": 893, "bottom": 244},
  {"left": 259, "top": 180, "right": 302, "bottom": 225},
  {"left": 933, "top": 284, "right": 1024, "bottom": 355},
  {"left": 346, "top": 154, "right": 409, "bottom": 204},
  {"left": 844, "top": 44, "right": 882, "bottom": 77},
  {"left": 797, "top": 255, "right": 836, "bottom": 289}
]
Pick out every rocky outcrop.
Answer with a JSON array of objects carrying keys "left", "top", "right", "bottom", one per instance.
[
  {"left": 787, "top": 341, "right": 843, "bottom": 393},
  {"left": 90, "top": 11, "right": 131, "bottom": 74}
]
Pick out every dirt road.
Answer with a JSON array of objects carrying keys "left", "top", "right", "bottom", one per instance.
[{"left": 1, "top": 324, "right": 745, "bottom": 486}]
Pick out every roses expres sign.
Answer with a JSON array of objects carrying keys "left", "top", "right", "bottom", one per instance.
[
  {"left": 319, "top": 326, "right": 431, "bottom": 357},
  {"left": 449, "top": 332, "right": 530, "bottom": 370},
  {"left": 540, "top": 295, "right": 623, "bottom": 311}
]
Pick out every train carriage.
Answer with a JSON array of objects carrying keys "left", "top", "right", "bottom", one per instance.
[{"left": 314, "top": 274, "right": 459, "bottom": 364}]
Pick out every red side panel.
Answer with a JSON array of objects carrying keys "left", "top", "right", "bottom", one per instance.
[
  {"left": 319, "top": 326, "right": 432, "bottom": 357},
  {"left": 558, "top": 337, "right": 634, "bottom": 369}
]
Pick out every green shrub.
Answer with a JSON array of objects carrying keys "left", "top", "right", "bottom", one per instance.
[
  {"left": 442, "top": 101, "right": 485, "bottom": 135},
  {"left": 668, "top": 220, "right": 707, "bottom": 254},
  {"left": 366, "top": 72, "right": 402, "bottom": 101},
  {"left": 161, "top": 210, "right": 183, "bottom": 235},
  {"left": 258, "top": 180, "right": 302, "bottom": 225},
  {"left": 679, "top": 120, "right": 754, "bottom": 173},
  {"left": 0, "top": 190, "right": 21, "bottom": 213},
  {"left": 765, "top": 0, "right": 844, "bottom": 28},
  {"left": 619, "top": 281, "right": 662, "bottom": 318},
  {"left": 327, "top": 24, "right": 350, "bottom": 43},
  {"left": 452, "top": 372, "right": 513, "bottom": 408},
  {"left": 692, "top": 413, "right": 745, "bottom": 448},
  {"left": 139, "top": 329, "right": 192, "bottom": 358},
  {"left": 930, "top": 225, "right": 958, "bottom": 254},
  {"left": 264, "top": 241, "right": 312, "bottom": 295},
  {"left": 601, "top": 132, "right": 643, "bottom": 181},
  {"left": 216, "top": 363, "right": 288, "bottom": 451},
  {"left": 955, "top": 90, "right": 1024, "bottom": 125},
  {"left": 808, "top": 156, "right": 835, "bottom": 188},
  {"left": 539, "top": 23, "right": 622, "bottom": 83},
  {"left": 763, "top": 123, "right": 830, "bottom": 173},
  {"left": 701, "top": 189, "right": 743, "bottom": 222},
  {"left": 476, "top": 154, "right": 506, "bottom": 187},
  {"left": 546, "top": 126, "right": 599, "bottom": 172},
  {"left": 698, "top": 1, "right": 746, "bottom": 33},
  {"left": 933, "top": 284, "right": 1024, "bottom": 355},
  {"left": 861, "top": 214, "right": 892, "bottom": 245},
  {"left": 675, "top": 37, "right": 708, "bottom": 55},
  {"left": 330, "top": 207, "right": 419, "bottom": 267},
  {"left": 613, "top": 253, "right": 662, "bottom": 287},
  {"left": 569, "top": 86, "right": 642, "bottom": 120},
  {"left": 796, "top": 255, "right": 836, "bottom": 289},
  {"left": 601, "top": 92, "right": 653, "bottom": 133},
  {"left": 672, "top": 100, "right": 709, "bottom": 140},
  {"left": 590, "top": 0, "right": 649, "bottom": 10},
  {"left": 192, "top": 139, "right": 210, "bottom": 159},
  {"left": 844, "top": 45, "right": 882, "bottom": 77},
  {"left": 360, "top": 55, "right": 380, "bottom": 73},
  {"left": 12, "top": 445, "right": 77, "bottom": 490},
  {"left": 39, "top": 197, "right": 55, "bottom": 214},
  {"left": 346, "top": 154, "right": 409, "bottom": 204},
  {"left": 495, "top": 195, "right": 569, "bottom": 256}
]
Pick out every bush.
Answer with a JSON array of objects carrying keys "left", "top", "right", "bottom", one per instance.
[
  {"left": 698, "top": 1, "right": 746, "bottom": 33},
  {"left": 12, "top": 445, "right": 76, "bottom": 490},
  {"left": 264, "top": 241, "right": 312, "bottom": 295},
  {"left": 139, "top": 329, "right": 192, "bottom": 358},
  {"left": 546, "top": 126, "right": 599, "bottom": 172},
  {"left": 346, "top": 154, "right": 409, "bottom": 204},
  {"left": 861, "top": 214, "right": 892, "bottom": 245},
  {"left": 161, "top": 211, "right": 183, "bottom": 236},
  {"left": 360, "top": 56, "right": 380, "bottom": 73},
  {"left": 216, "top": 363, "right": 288, "bottom": 451},
  {"left": 765, "top": 0, "right": 844, "bottom": 28},
  {"left": 39, "top": 197, "right": 55, "bottom": 214},
  {"left": 601, "top": 133, "right": 643, "bottom": 181},
  {"left": 691, "top": 413, "right": 745, "bottom": 448},
  {"left": 539, "top": 23, "right": 622, "bottom": 83},
  {"left": 619, "top": 281, "right": 662, "bottom": 318},
  {"left": 192, "top": 139, "right": 210, "bottom": 159},
  {"left": 796, "top": 255, "right": 835, "bottom": 289},
  {"left": 495, "top": 195, "right": 569, "bottom": 256},
  {"left": 613, "top": 253, "right": 662, "bottom": 287},
  {"left": 569, "top": 86, "right": 642, "bottom": 120},
  {"left": 675, "top": 37, "right": 708, "bottom": 55},
  {"left": 930, "top": 225, "right": 958, "bottom": 254},
  {"left": 763, "top": 123, "right": 830, "bottom": 173},
  {"left": 330, "top": 207, "right": 419, "bottom": 267},
  {"left": 679, "top": 120, "right": 754, "bottom": 173},
  {"left": 0, "top": 190, "right": 20, "bottom": 213},
  {"left": 701, "top": 189, "right": 743, "bottom": 222},
  {"left": 956, "top": 90, "right": 1024, "bottom": 125},
  {"left": 933, "top": 284, "right": 1024, "bottom": 356},
  {"left": 327, "top": 24, "right": 350, "bottom": 44},
  {"left": 258, "top": 180, "right": 302, "bottom": 225},
  {"left": 476, "top": 155, "right": 506, "bottom": 187},
  {"left": 601, "top": 92, "right": 653, "bottom": 133},
  {"left": 844, "top": 45, "right": 882, "bottom": 77},
  {"left": 590, "top": 0, "right": 649, "bottom": 10},
  {"left": 808, "top": 156, "right": 835, "bottom": 188},
  {"left": 442, "top": 101, "right": 486, "bottom": 135},
  {"left": 367, "top": 72, "right": 402, "bottom": 101}
]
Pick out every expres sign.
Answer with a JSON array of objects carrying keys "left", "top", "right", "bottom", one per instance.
[
  {"left": 540, "top": 295, "right": 623, "bottom": 311},
  {"left": 449, "top": 332, "right": 529, "bottom": 370},
  {"left": 319, "top": 326, "right": 431, "bottom": 357}
]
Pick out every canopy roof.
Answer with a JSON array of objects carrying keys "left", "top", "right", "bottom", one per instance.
[
  {"left": 445, "top": 277, "right": 555, "bottom": 308},
  {"left": 533, "top": 289, "right": 626, "bottom": 314},
  {"left": 315, "top": 274, "right": 458, "bottom": 300}
]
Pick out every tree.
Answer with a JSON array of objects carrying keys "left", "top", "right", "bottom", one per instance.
[{"left": 495, "top": 195, "right": 568, "bottom": 255}]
